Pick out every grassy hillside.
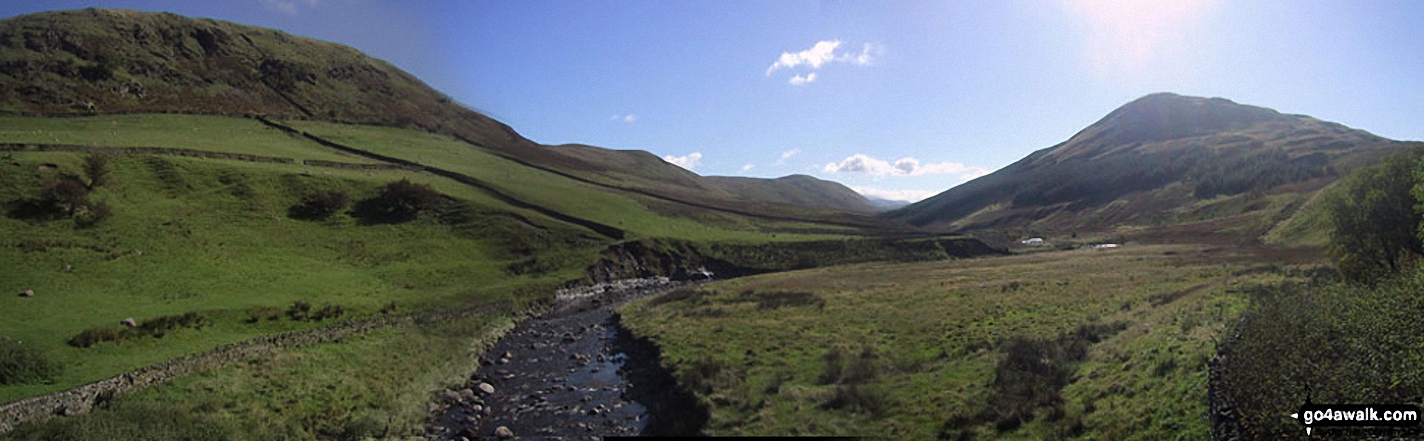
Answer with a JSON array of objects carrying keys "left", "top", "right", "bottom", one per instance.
[
  {"left": 621, "top": 245, "right": 1325, "bottom": 439},
  {"left": 0, "top": 9, "right": 885, "bottom": 220},
  {"left": 0, "top": 148, "right": 598, "bottom": 400},
  {"left": 888, "top": 93, "right": 1410, "bottom": 241},
  {"left": 705, "top": 174, "right": 877, "bottom": 214}
]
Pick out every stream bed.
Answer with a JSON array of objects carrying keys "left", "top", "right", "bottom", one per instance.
[{"left": 425, "top": 278, "right": 708, "bottom": 439}]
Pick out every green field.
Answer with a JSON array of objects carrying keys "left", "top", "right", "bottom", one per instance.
[
  {"left": 0, "top": 114, "right": 377, "bottom": 164},
  {"left": 621, "top": 245, "right": 1320, "bottom": 439},
  {"left": 281, "top": 119, "right": 857, "bottom": 242},
  {"left": 0, "top": 114, "right": 870, "bottom": 426}
]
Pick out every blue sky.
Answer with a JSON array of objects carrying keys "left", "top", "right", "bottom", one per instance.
[{"left": 4, "top": 1, "right": 1423, "bottom": 201}]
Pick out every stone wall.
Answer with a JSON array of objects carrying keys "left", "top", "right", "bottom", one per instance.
[{"left": 0, "top": 300, "right": 550, "bottom": 433}]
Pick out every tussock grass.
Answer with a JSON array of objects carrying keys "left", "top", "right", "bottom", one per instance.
[{"left": 623, "top": 245, "right": 1300, "bottom": 438}]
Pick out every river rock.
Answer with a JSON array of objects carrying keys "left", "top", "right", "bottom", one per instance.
[
  {"left": 457, "top": 388, "right": 476, "bottom": 403},
  {"left": 494, "top": 426, "right": 514, "bottom": 439},
  {"left": 478, "top": 382, "right": 495, "bottom": 394}
]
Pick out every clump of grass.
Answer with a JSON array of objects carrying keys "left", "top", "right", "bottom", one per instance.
[
  {"left": 0, "top": 339, "right": 63, "bottom": 385},
  {"left": 68, "top": 312, "right": 209, "bottom": 348},
  {"left": 289, "top": 190, "right": 350, "bottom": 220},
  {"left": 816, "top": 346, "right": 879, "bottom": 385},
  {"left": 679, "top": 357, "right": 724, "bottom": 395},
  {"left": 646, "top": 288, "right": 711, "bottom": 308},
  {"left": 245, "top": 307, "right": 282, "bottom": 324},
  {"left": 940, "top": 322, "right": 1126, "bottom": 435},
  {"left": 750, "top": 290, "right": 824, "bottom": 310},
  {"left": 3, "top": 400, "right": 237, "bottom": 441},
  {"left": 287, "top": 300, "right": 312, "bottom": 321},
  {"left": 819, "top": 384, "right": 886, "bottom": 415}
]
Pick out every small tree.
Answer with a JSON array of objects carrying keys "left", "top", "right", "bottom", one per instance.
[
  {"left": 377, "top": 179, "right": 441, "bottom": 217},
  {"left": 41, "top": 179, "right": 90, "bottom": 215},
  {"left": 1327, "top": 147, "right": 1424, "bottom": 281},
  {"left": 83, "top": 152, "right": 111, "bottom": 189}
]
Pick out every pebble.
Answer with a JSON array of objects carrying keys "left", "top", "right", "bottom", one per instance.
[
  {"left": 478, "top": 383, "right": 495, "bottom": 394},
  {"left": 494, "top": 426, "right": 514, "bottom": 439}
]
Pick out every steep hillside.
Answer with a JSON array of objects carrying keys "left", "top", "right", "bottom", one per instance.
[
  {"left": 705, "top": 174, "right": 877, "bottom": 214},
  {"left": 889, "top": 93, "right": 1413, "bottom": 238},
  {"left": 0, "top": 9, "right": 888, "bottom": 221}
]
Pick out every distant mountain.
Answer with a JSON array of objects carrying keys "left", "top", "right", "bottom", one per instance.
[
  {"left": 864, "top": 196, "right": 911, "bottom": 212},
  {"left": 887, "top": 93, "right": 1415, "bottom": 238},
  {"left": 705, "top": 174, "right": 877, "bottom": 214},
  {"left": 0, "top": 8, "right": 892, "bottom": 223}
]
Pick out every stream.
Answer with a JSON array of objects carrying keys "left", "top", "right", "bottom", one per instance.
[{"left": 425, "top": 278, "right": 708, "bottom": 439}]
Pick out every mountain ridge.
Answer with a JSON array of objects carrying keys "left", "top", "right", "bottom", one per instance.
[{"left": 888, "top": 93, "right": 1412, "bottom": 238}]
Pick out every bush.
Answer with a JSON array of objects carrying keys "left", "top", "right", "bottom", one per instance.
[
  {"left": 245, "top": 307, "right": 282, "bottom": 323},
  {"left": 377, "top": 179, "right": 441, "bottom": 216},
  {"left": 1327, "top": 147, "right": 1424, "bottom": 281},
  {"left": 290, "top": 190, "right": 350, "bottom": 220},
  {"left": 83, "top": 152, "right": 111, "bottom": 189},
  {"left": 0, "top": 339, "right": 62, "bottom": 385},
  {"left": 819, "top": 384, "right": 885, "bottom": 415},
  {"left": 68, "top": 327, "right": 121, "bottom": 348},
  {"left": 287, "top": 301, "right": 312, "bottom": 321},
  {"left": 74, "top": 200, "right": 113, "bottom": 227},
  {"left": 309, "top": 304, "right": 345, "bottom": 321},
  {"left": 138, "top": 312, "right": 208, "bottom": 338},
  {"left": 40, "top": 178, "right": 90, "bottom": 215}
]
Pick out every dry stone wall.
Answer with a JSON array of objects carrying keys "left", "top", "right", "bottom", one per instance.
[{"left": 0, "top": 300, "right": 550, "bottom": 433}]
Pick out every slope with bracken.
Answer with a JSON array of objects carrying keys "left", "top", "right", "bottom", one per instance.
[{"left": 888, "top": 93, "right": 1417, "bottom": 242}]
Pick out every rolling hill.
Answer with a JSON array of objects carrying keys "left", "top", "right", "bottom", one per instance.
[
  {"left": 704, "top": 174, "right": 877, "bottom": 214},
  {"left": 888, "top": 93, "right": 1417, "bottom": 240},
  {"left": 0, "top": 8, "right": 881, "bottom": 222}
]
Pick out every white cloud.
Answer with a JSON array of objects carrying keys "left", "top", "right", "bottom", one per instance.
[
  {"left": 611, "top": 114, "right": 636, "bottom": 123},
  {"left": 788, "top": 72, "right": 817, "bottom": 86},
  {"left": 850, "top": 186, "right": 939, "bottom": 203},
  {"left": 841, "top": 43, "right": 881, "bottom": 66},
  {"left": 765, "top": 40, "right": 881, "bottom": 85},
  {"left": 766, "top": 40, "right": 842, "bottom": 76},
  {"left": 823, "top": 154, "right": 990, "bottom": 179},
  {"left": 662, "top": 152, "right": 703, "bottom": 170},
  {"left": 262, "top": 0, "right": 319, "bottom": 15},
  {"left": 776, "top": 148, "right": 801, "bottom": 165},
  {"left": 741, "top": 163, "right": 755, "bottom": 172}
]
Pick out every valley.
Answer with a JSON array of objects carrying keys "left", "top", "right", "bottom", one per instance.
[{"left": 1, "top": 6, "right": 1422, "bottom": 441}]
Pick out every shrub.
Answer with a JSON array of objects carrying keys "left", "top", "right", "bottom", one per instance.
[
  {"left": 69, "top": 327, "right": 121, "bottom": 348},
  {"left": 74, "top": 200, "right": 113, "bottom": 227},
  {"left": 41, "top": 178, "right": 89, "bottom": 215},
  {"left": 309, "top": 304, "right": 345, "bottom": 321},
  {"left": 290, "top": 190, "right": 350, "bottom": 220},
  {"left": 138, "top": 312, "right": 208, "bottom": 338},
  {"left": 0, "top": 339, "right": 63, "bottom": 385},
  {"left": 377, "top": 179, "right": 440, "bottom": 216},
  {"left": 287, "top": 300, "right": 312, "bottom": 321},
  {"left": 245, "top": 307, "right": 282, "bottom": 323},
  {"left": 83, "top": 152, "right": 111, "bottom": 189},
  {"left": 819, "top": 384, "right": 885, "bottom": 415},
  {"left": 1327, "top": 147, "right": 1424, "bottom": 281}
]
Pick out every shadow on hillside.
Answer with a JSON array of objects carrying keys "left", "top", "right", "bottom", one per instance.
[{"left": 347, "top": 198, "right": 418, "bottom": 225}]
